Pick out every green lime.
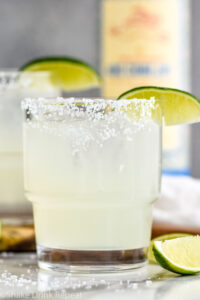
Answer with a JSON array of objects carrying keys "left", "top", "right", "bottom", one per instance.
[
  {"left": 148, "top": 233, "right": 192, "bottom": 264},
  {"left": 118, "top": 86, "right": 200, "bottom": 125},
  {"left": 20, "top": 56, "right": 101, "bottom": 91},
  {"left": 153, "top": 236, "right": 200, "bottom": 275}
]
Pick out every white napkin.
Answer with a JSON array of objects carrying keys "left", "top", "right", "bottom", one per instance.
[{"left": 153, "top": 176, "right": 200, "bottom": 227}]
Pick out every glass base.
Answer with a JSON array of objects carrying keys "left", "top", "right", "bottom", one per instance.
[{"left": 37, "top": 245, "right": 147, "bottom": 273}]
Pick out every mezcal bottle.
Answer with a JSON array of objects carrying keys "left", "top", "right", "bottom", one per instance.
[{"left": 99, "top": 0, "right": 190, "bottom": 175}]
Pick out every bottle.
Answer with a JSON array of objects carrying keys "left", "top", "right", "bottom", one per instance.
[{"left": 99, "top": 0, "right": 191, "bottom": 175}]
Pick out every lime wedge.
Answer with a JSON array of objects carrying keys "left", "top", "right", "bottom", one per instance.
[
  {"left": 21, "top": 57, "right": 101, "bottom": 91},
  {"left": 118, "top": 86, "right": 200, "bottom": 125},
  {"left": 153, "top": 236, "right": 200, "bottom": 275},
  {"left": 148, "top": 233, "right": 192, "bottom": 264}
]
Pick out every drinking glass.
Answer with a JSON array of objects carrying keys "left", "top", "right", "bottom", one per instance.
[
  {"left": 0, "top": 71, "right": 59, "bottom": 218},
  {"left": 22, "top": 97, "right": 162, "bottom": 272}
]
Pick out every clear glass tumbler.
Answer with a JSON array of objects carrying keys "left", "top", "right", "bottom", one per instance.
[
  {"left": 0, "top": 71, "right": 59, "bottom": 219},
  {"left": 22, "top": 97, "right": 162, "bottom": 272}
]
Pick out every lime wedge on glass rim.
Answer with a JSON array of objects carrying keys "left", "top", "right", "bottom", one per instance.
[
  {"left": 20, "top": 56, "right": 101, "bottom": 91},
  {"left": 118, "top": 86, "right": 200, "bottom": 125},
  {"left": 153, "top": 236, "right": 200, "bottom": 275},
  {"left": 148, "top": 233, "right": 192, "bottom": 264}
]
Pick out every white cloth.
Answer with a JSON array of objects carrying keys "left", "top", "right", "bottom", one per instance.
[{"left": 153, "top": 176, "right": 200, "bottom": 227}]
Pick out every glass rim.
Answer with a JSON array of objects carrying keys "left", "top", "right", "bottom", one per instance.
[
  {"left": 0, "top": 70, "right": 55, "bottom": 90},
  {"left": 0, "top": 69, "right": 51, "bottom": 76},
  {"left": 22, "top": 96, "right": 157, "bottom": 106},
  {"left": 22, "top": 97, "right": 160, "bottom": 123}
]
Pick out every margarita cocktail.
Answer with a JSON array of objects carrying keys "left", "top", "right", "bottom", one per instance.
[
  {"left": 22, "top": 97, "right": 162, "bottom": 272},
  {"left": 0, "top": 71, "right": 58, "bottom": 216}
]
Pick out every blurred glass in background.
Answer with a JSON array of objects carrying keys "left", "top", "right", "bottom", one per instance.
[{"left": 0, "top": 71, "right": 59, "bottom": 219}]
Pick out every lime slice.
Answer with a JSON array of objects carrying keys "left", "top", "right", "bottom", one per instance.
[
  {"left": 20, "top": 57, "right": 101, "bottom": 91},
  {"left": 153, "top": 236, "right": 200, "bottom": 275},
  {"left": 118, "top": 86, "right": 200, "bottom": 125},
  {"left": 148, "top": 233, "right": 192, "bottom": 264}
]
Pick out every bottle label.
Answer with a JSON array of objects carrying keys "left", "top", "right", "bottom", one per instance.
[{"left": 101, "top": 0, "right": 189, "bottom": 97}]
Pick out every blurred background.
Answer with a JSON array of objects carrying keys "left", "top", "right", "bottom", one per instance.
[{"left": 0, "top": 0, "right": 199, "bottom": 176}]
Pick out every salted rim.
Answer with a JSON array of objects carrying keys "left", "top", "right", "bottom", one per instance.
[
  {"left": 0, "top": 70, "right": 53, "bottom": 85},
  {"left": 21, "top": 97, "right": 160, "bottom": 124},
  {"left": 22, "top": 96, "right": 157, "bottom": 108},
  {"left": 0, "top": 71, "right": 56, "bottom": 90},
  {"left": 0, "top": 70, "right": 51, "bottom": 76}
]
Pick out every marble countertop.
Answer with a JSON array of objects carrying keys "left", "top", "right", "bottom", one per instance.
[{"left": 0, "top": 253, "right": 199, "bottom": 299}]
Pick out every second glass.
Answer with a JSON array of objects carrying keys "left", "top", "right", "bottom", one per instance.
[
  {"left": 22, "top": 97, "right": 162, "bottom": 272},
  {"left": 0, "top": 71, "right": 59, "bottom": 218}
]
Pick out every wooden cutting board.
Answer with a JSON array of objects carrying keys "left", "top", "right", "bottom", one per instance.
[
  {"left": 0, "top": 222, "right": 199, "bottom": 252},
  {"left": 152, "top": 222, "right": 200, "bottom": 238},
  {"left": 0, "top": 224, "right": 35, "bottom": 251}
]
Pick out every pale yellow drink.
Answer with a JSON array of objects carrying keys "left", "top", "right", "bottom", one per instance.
[{"left": 23, "top": 97, "right": 161, "bottom": 271}]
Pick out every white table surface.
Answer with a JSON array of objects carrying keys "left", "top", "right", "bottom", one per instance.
[{"left": 0, "top": 253, "right": 199, "bottom": 299}]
